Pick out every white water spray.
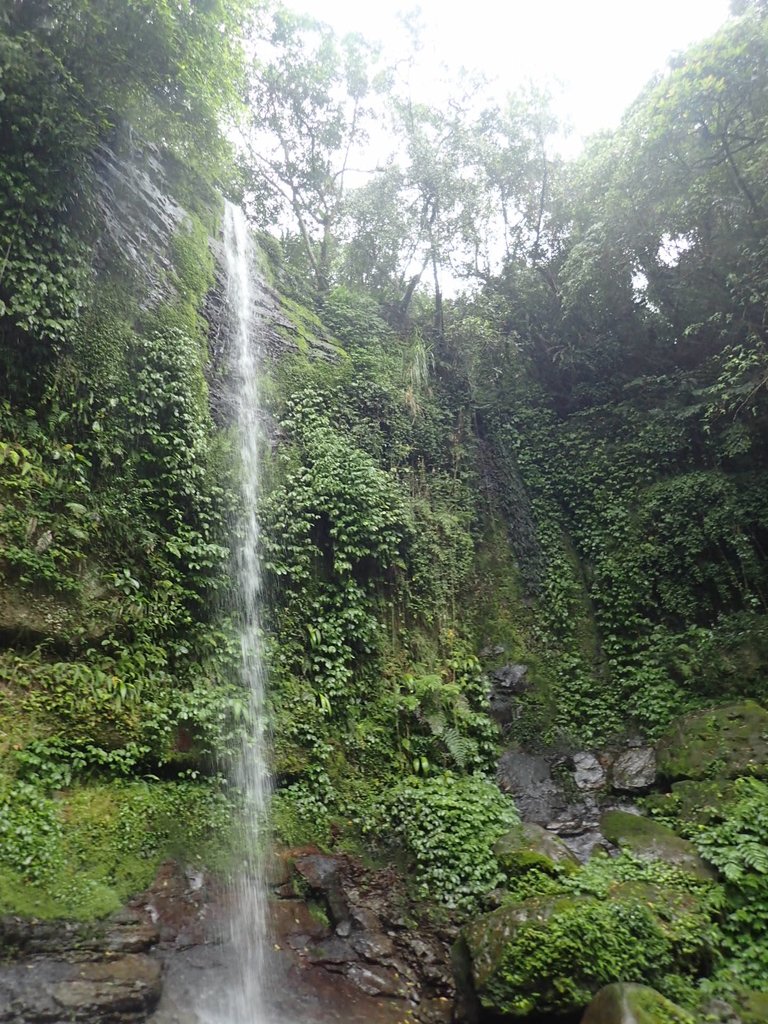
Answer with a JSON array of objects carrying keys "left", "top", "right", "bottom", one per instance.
[{"left": 218, "top": 200, "right": 271, "bottom": 1024}]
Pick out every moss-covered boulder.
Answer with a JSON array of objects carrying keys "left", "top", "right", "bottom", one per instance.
[
  {"left": 642, "top": 779, "right": 738, "bottom": 827},
  {"left": 656, "top": 702, "right": 768, "bottom": 782},
  {"left": 581, "top": 983, "right": 695, "bottom": 1023},
  {"left": 600, "top": 811, "right": 715, "bottom": 880},
  {"left": 728, "top": 990, "right": 768, "bottom": 1024},
  {"left": 456, "top": 884, "right": 709, "bottom": 1018},
  {"left": 494, "top": 822, "right": 578, "bottom": 877}
]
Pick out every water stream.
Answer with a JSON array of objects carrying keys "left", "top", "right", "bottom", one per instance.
[{"left": 218, "top": 200, "right": 271, "bottom": 1024}]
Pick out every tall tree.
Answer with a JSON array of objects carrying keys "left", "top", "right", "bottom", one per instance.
[{"left": 245, "top": 6, "right": 381, "bottom": 295}]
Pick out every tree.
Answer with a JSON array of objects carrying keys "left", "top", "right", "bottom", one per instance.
[{"left": 244, "top": 6, "right": 382, "bottom": 296}]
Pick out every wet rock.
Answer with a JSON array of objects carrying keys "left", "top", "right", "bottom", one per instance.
[
  {"left": 489, "top": 664, "right": 529, "bottom": 722},
  {"left": 572, "top": 752, "right": 607, "bottom": 791},
  {"left": 265, "top": 849, "right": 294, "bottom": 888},
  {"left": 347, "top": 963, "right": 411, "bottom": 998},
  {"left": 294, "top": 854, "right": 341, "bottom": 890},
  {"left": 600, "top": 810, "right": 716, "bottom": 880},
  {"left": 417, "top": 996, "right": 454, "bottom": 1024},
  {"left": 497, "top": 748, "right": 571, "bottom": 824},
  {"left": 306, "top": 936, "right": 359, "bottom": 966},
  {"left": 400, "top": 935, "right": 437, "bottom": 963},
  {"left": 294, "top": 854, "right": 351, "bottom": 931},
  {"left": 656, "top": 701, "right": 768, "bottom": 782},
  {"left": 611, "top": 747, "right": 656, "bottom": 791},
  {"left": 349, "top": 931, "right": 396, "bottom": 961},
  {"left": 581, "top": 982, "right": 695, "bottom": 1023},
  {"left": 0, "top": 912, "right": 158, "bottom": 957},
  {"left": 491, "top": 663, "right": 529, "bottom": 691},
  {"left": 270, "top": 900, "right": 330, "bottom": 941},
  {"left": 0, "top": 953, "right": 161, "bottom": 1023},
  {"left": 132, "top": 860, "right": 222, "bottom": 948},
  {"left": 349, "top": 905, "right": 382, "bottom": 932},
  {"left": 92, "top": 136, "right": 188, "bottom": 305}
]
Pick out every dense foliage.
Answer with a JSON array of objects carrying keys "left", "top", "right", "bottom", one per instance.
[
  {"left": 0, "top": 0, "right": 250, "bottom": 913},
  {"left": 2, "top": 0, "right": 768, "bottom": 1015}
]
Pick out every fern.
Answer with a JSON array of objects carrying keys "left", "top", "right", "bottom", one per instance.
[{"left": 443, "top": 726, "right": 477, "bottom": 770}]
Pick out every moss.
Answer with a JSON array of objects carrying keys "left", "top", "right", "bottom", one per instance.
[
  {"left": 582, "top": 983, "right": 696, "bottom": 1024},
  {"left": 600, "top": 811, "right": 715, "bottom": 880},
  {"left": 494, "top": 822, "right": 578, "bottom": 878},
  {"left": 0, "top": 779, "right": 235, "bottom": 919},
  {"left": 279, "top": 295, "right": 347, "bottom": 358},
  {"left": 642, "top": 779, "right": 739, "bottom": 829},
  {"left": 656, "top": 701, "right": 768, "bottom": 782},
  {"left": 460, "top": 885, "right": 709, "bottom": 1018}
]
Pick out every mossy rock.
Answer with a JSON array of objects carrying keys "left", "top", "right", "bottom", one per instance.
[
  {"left": 600, "top": 810, "right": 715, "bottom": 880},
  {"left": 494, "top": 822, "right": 579, "bottom": 877},
  {"left": 643, "top": 779, "right": 738, "bottom": 828},
  {"left": 457, "top": 884, "right": 709, "bottom": 1018},
  {"left": 581, "top": 983, "right": 695, "bottom": 1023},
  {"left": 733, "top": 990, "right": 768, "bottom": 1024},
  {"left": 656, "top": 702, "right": 768, "bottom": 782}
]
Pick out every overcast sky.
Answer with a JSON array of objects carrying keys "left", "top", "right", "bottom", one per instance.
[{"left": 295, "top": 0, "right": 732, "bottom": 148}]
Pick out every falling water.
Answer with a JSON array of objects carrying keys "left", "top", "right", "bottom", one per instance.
[{"left": 218, "top": 199, "right": 271, "bottom": 1024}]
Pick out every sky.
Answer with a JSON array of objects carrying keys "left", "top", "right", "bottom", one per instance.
[{"left": 294, "top": 0, "right": 732, "bottom": 150}]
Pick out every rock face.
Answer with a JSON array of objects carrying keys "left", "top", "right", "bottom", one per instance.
[
  {"left": 496, "top": 738, "right": 660, "bottom": 862},
  {"left": 580, "top": 983, "right": 695, "bottom": 1023},
  {"left": 488, "top": 664, "right": 530, "bottom": 723},
  {"left": 497, "top": 748, "right": 572, "bottom": 825},
  {"left": 0, "top": 910, "right": 162, "bottom": 1024},
  {"left": 0, "top": 852, "right": 457, "bottom": 1024},
  {"left": 656, "top": 701, "right": 768, "bottom": 782},
  {"left": 599, "top": 810, "right": 716, "bottom": 880},
  {"left": 91, "top": 134, "right": 190, "bottom": 305}
]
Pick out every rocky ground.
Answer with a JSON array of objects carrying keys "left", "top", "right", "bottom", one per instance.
[{"left": 0, "top": 852, "right": 454, "bottom": 1024}]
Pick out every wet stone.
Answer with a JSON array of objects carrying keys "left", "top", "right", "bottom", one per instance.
[
  {"left": 347, "top": 963, "right": 411, "bottom": 999},
  {"left": 612, "top": 748, "right": 656, "bottom": 791},
  {"left": 572, "top": 752, "right": 607, "bottom": 791},
  {"left": 306, "top": 936, "right": 359, "bottom": 965},
  {"left": 349, "top": 932, "right": 396, "bottom": 961}
]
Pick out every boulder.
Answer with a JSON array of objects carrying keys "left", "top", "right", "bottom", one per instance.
[
  {"left": 494, "top": 822, "right": 578, "bottom": 876},
  {"left": 293, "top": 853, "right": 350, "bottom": 932},
  {"left": 643, "top": 779, "right": 737, "bottom": 827},
  {"left": 456, "top": 884, "right": 709, "bottom": 1019},
  {"left": 599, "top": 810, "right": 715, "bottom": 880},
  {"left": 656, "top": 701, "right": 768, "bottom": 782},
  {"left": 611, "top": 748, "right": 656, "bottom": 791},
  {"left": 497, "top": 748, "right": 571, "bottom": 824},
  {"left": 572, "top": 752, "right": 607, "bottom": 791},
  {"left": 581, "top": 983, "right": 695, "bottom": 1023}
]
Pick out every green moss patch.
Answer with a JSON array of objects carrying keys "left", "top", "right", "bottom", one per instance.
[
  {"left": 656, "top": 702, "right": 768, "bottom": 782},
  {"left": 0, "top": 779, "right": 233, "bottom": 919}
]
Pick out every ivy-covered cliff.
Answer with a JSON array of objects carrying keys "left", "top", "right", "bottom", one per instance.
[{"left": 2, "top": 3, "right": 768, "bottom": 1024}]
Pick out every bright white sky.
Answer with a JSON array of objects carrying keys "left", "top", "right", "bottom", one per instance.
[{"left": 295, "top": 0, "right": 732, "bottom": 150}]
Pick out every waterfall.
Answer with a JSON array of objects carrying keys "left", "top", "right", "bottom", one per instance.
[{"left": 218, "top": 199, "right": 271, "bottom": 1024}]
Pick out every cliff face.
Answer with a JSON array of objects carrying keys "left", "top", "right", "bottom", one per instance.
[{"left": 3, "top": 12, "right": 768, "bottom": 1022}]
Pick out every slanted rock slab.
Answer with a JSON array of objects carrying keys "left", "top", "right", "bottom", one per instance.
[
  {"left": 600, "top": 810, "right": 715, "bottom": 880},
  {"left": 581, "top": 983, "right": 695, "bottom": 1023},
  {"left": 494, "top": 822, "right": 579, "bottom": 876}
]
